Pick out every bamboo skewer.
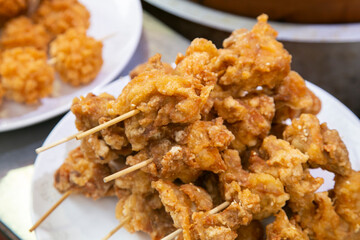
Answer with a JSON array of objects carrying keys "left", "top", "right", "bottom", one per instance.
[
  {"left": 102, "top": 216, "right": 131, "bottom": 240},
  {"left": 103, "top": 158, "right": 153, "bottom": 183},
  {"left": 35, "top": 109, "right": 140, "bottom": 154},
  {"left": 161, "top": 201, "right": 231, "bottom": 240},
  {"left": 76, "top": 109, "right": 140, "bottom": 140},
  {"left": 36, "top": 131, "right": 83, "bottom": 153},
  {"left": 29, "top": 190, "right": 72, "bottom": 232}
]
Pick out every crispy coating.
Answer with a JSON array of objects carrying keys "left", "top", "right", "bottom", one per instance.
[
  {"left": 213, "top": 14, "right": 291, "bottom": 92},
  {"left": 130, "top": 53, "right": 173, "bottom": 79},
  {"left": 0, "top": 47, "right": 54, "bottom": 104},
  {"left": 334, "top": 170, "right": 360, "bottom": 232},
  {"left": 294, "top": 192, "right": 355, "bottom": 240},
  {"left": 54, "top": 147, "right": 113, "bottom": 199},
  {"left": 284, "top": 114, "right": 351, "bottom": 176},
  {"left": 152, "top": 180, "right": 194, "bottom": 240},
  {"left": 175, "top": 38, "right": 219, "bottom": 86},
  {"left": 33, "top": 0, "right": 90, "bottom": 37},
  {"left": 236, "top": 220, "right": 263, "bottom": 240},
  {"left": 71, "top": 93, "right": 130, "bottom": 163},
  {"left": 214, "top": 93, "right": 275, "bottom": 152},
  {"left": 273, "top": 71, "right": 321, "bottom": 123},
  {"left": 191, "top": 188, "right": 260, "bottom": 240},
  {"left": 180, "top": 183, "right": 213, "bottom": 211},
  {"left": 249, "top": 136, "right": 323, "bottom": 213},
  {"left": 50, "top": 28, "right": 103, "bottom": 86},
  {"left": 126, "top": 118, "right": 234, "bottom": 182},
  {"left": 109, "top": 55, "right": 214, "bottom": 151},
  {"left": 114, "top": 171, "right": 176, "bottom": 239},
  {"left": 266, "top": 209, "right": 309, "bottom": 240},
  {"left": 220, "top": 149, "right": 289, "bottom": 220},
  {"left": 0, "top": 0, "right": 26, "bottom": 18},
  {"left": 0, "top": 16, "right": 51, "bottom": 51}
]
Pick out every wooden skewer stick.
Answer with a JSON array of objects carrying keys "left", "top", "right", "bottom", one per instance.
[
  {"left": 76, "top": 109, "right": 140, "bottom": 140},
  {"left": 103, "top": 158, "right": 153, "bottom": 183},
  {"left": 29, "top": 190, "right": 72, "bottom": 232},
  {"left": 102, "top": 215, "right": 131, "bottom": 240},
  {"left": 36, "top": 131, "right": 83, "bottom": 153},
  {"left": 161, "top": 201, "right": 230, "bottom": 240},
  {"left": 36, "top": 109, "right": 140, "bottom": 154}
]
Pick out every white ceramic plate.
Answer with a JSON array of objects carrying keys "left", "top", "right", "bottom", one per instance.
[
  {"left": 144, "top": 0, "right": 360, "bottom": 43},
  {"left": 0, "top": 0, "right": 142, "bottom": 132},
  {"left": 31, "top": 78, "right": 360, "bottom": 240}
]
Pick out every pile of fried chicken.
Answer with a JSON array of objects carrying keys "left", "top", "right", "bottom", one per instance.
[{"left": 53, "top": 15, "right": 360, "bottom": 240}]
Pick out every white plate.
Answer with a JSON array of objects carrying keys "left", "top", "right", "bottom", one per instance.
[
  {"left": 31, "top": 78, "right": 360, "bottom": 240},
  {"left": 0, "top": 0, "right": 142, "bottom": 132},
  {"left": 144, "top": 0, "right": 360, "bottom": 43}
]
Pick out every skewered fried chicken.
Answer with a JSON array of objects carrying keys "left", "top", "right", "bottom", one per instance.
[
  {"left": 334, "top": 170, "right": 360, "bottom": 232},
  {"left": 50, "top": 28, "right": 103, "bottom": 86},
  {"left": 213, "top": 14, "right": 291, "bottom": 93},
  {"left": 249, "top": 135, "right": 324, "bottom": 214},
  {"left": 0, "top": 16, "right": 51, "bottom": 51},
  {"left": 126, "top": 118, "right": 234, "bottom": 183},
  {"left": 48, "top": 13, "right": 360, "bottom": 240},
  {"left": 0, "top": 47, "right": 54, "bottom": 104},
  {"left": 33, "top": 0, "right": 90, "bottom": 37},
  {"left": 114, "top": 170, "right": 176, "bottom": 239},
  {"left": 283, "top": 113, "right": 352, "bottom": 176},
  {"left": 54, "top": 147, "right": 114, "bottom": 199},
  {"left": 273, "top": 71, "right": 321, "bottom": 123},
  {"left": 71, "top": 93, "right": 130, "bottom": 164},
  {"left": 266, "top": 209, "right": 309, "bottom": 240}
]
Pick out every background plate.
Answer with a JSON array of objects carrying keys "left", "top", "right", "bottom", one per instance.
[
  {"left": 0, "top": 0, "right": 142, "bottom": 132},
  {"left": 31, "top": 78, "right": 360, "bottom": 240},
  {"left": 144, "top": 0, "right": 360, "bottom": 43}
]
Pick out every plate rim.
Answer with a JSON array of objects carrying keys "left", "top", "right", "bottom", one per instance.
[{"left": 144, "top": 0, "right": 360, "bottom": 43}]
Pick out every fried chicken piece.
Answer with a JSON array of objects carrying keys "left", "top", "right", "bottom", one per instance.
[
  {"left": 214, "top": 93, "right": 275, "bottom": 152},
  {"left": 0, "top": 16, "right": 51, "bottom": 51},
  {"left": 175, "top": 38, "right": 219, "bottom": 86},
  {"left": 0, "top": 47, "right": 54, "bottom": 104},
  {"left": 33, "top": 0, "right": 90, "bottom": 37},
  {"left": 152, "top": 180, "right": 195, "bottom": 240},
  {"left": 334, "top": 170, "right": 360, "bottom": 232},
  {"left": 273, "top": 71, "right": 321, "bottom": 123},
  {"left": 236, "top": 220, "right": 263, "bottom": 240},
  {"left": 114, "top": 170, "right": 176, "bottom": 239},
  {"left": 220, "top": 149, "right": 288, "bottom": 220},
  {"left": 54, "top": 147, "right": 113, "bottom": 199},
  {"left": 71, "top": 93, "right": 130, "bottom": 163},
  {"left": 130, "top": 53, "right": 173, "bottom": 79},
  {"left": 50, "top": 28, "right": 103, "bottom": 86},
  {"left": 180, "top": 183, "right": 213, "bottom": 211},
  {"left": 191, "top": 188, "right": 260, "bottom": 240},
  {"left": 0, "top": 0, "right": 26, "bottom": 18},
  {"left": 283, "top": 114, "right": 351, "bottom": 176},
  {"left": 266, "top": 209, "right": 309, "bottom": 240},
  {"left": 213, "top": 14, "right": 291, "bottom": 93},
  {"left": 108, "top": 55, "right": 214, "bottom": 151},
  {"left": 249, "top": 136, "right": 323, "bottom": 213},
  {"left": 296, "top": 192, "right": 356, "bottom": 240},
  {"left": 126, "top": 118, "right": 233, "bottom": 182}
]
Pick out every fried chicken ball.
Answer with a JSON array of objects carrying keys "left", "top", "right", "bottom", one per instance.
[
  {"left": 0, "top": 47, "right": 54, "bottom": 104},
  {"left": 50, "top": 28, "right": 103, "bottom": 86},
  {"left": 33, "top": 0, "right": 90, "bottom": 37},
  {"left": 0, "top": 16, "right": 51, "bottom": 51},
  {"left": 0, "top": 0, "right": 26, "bottom": 19}
]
